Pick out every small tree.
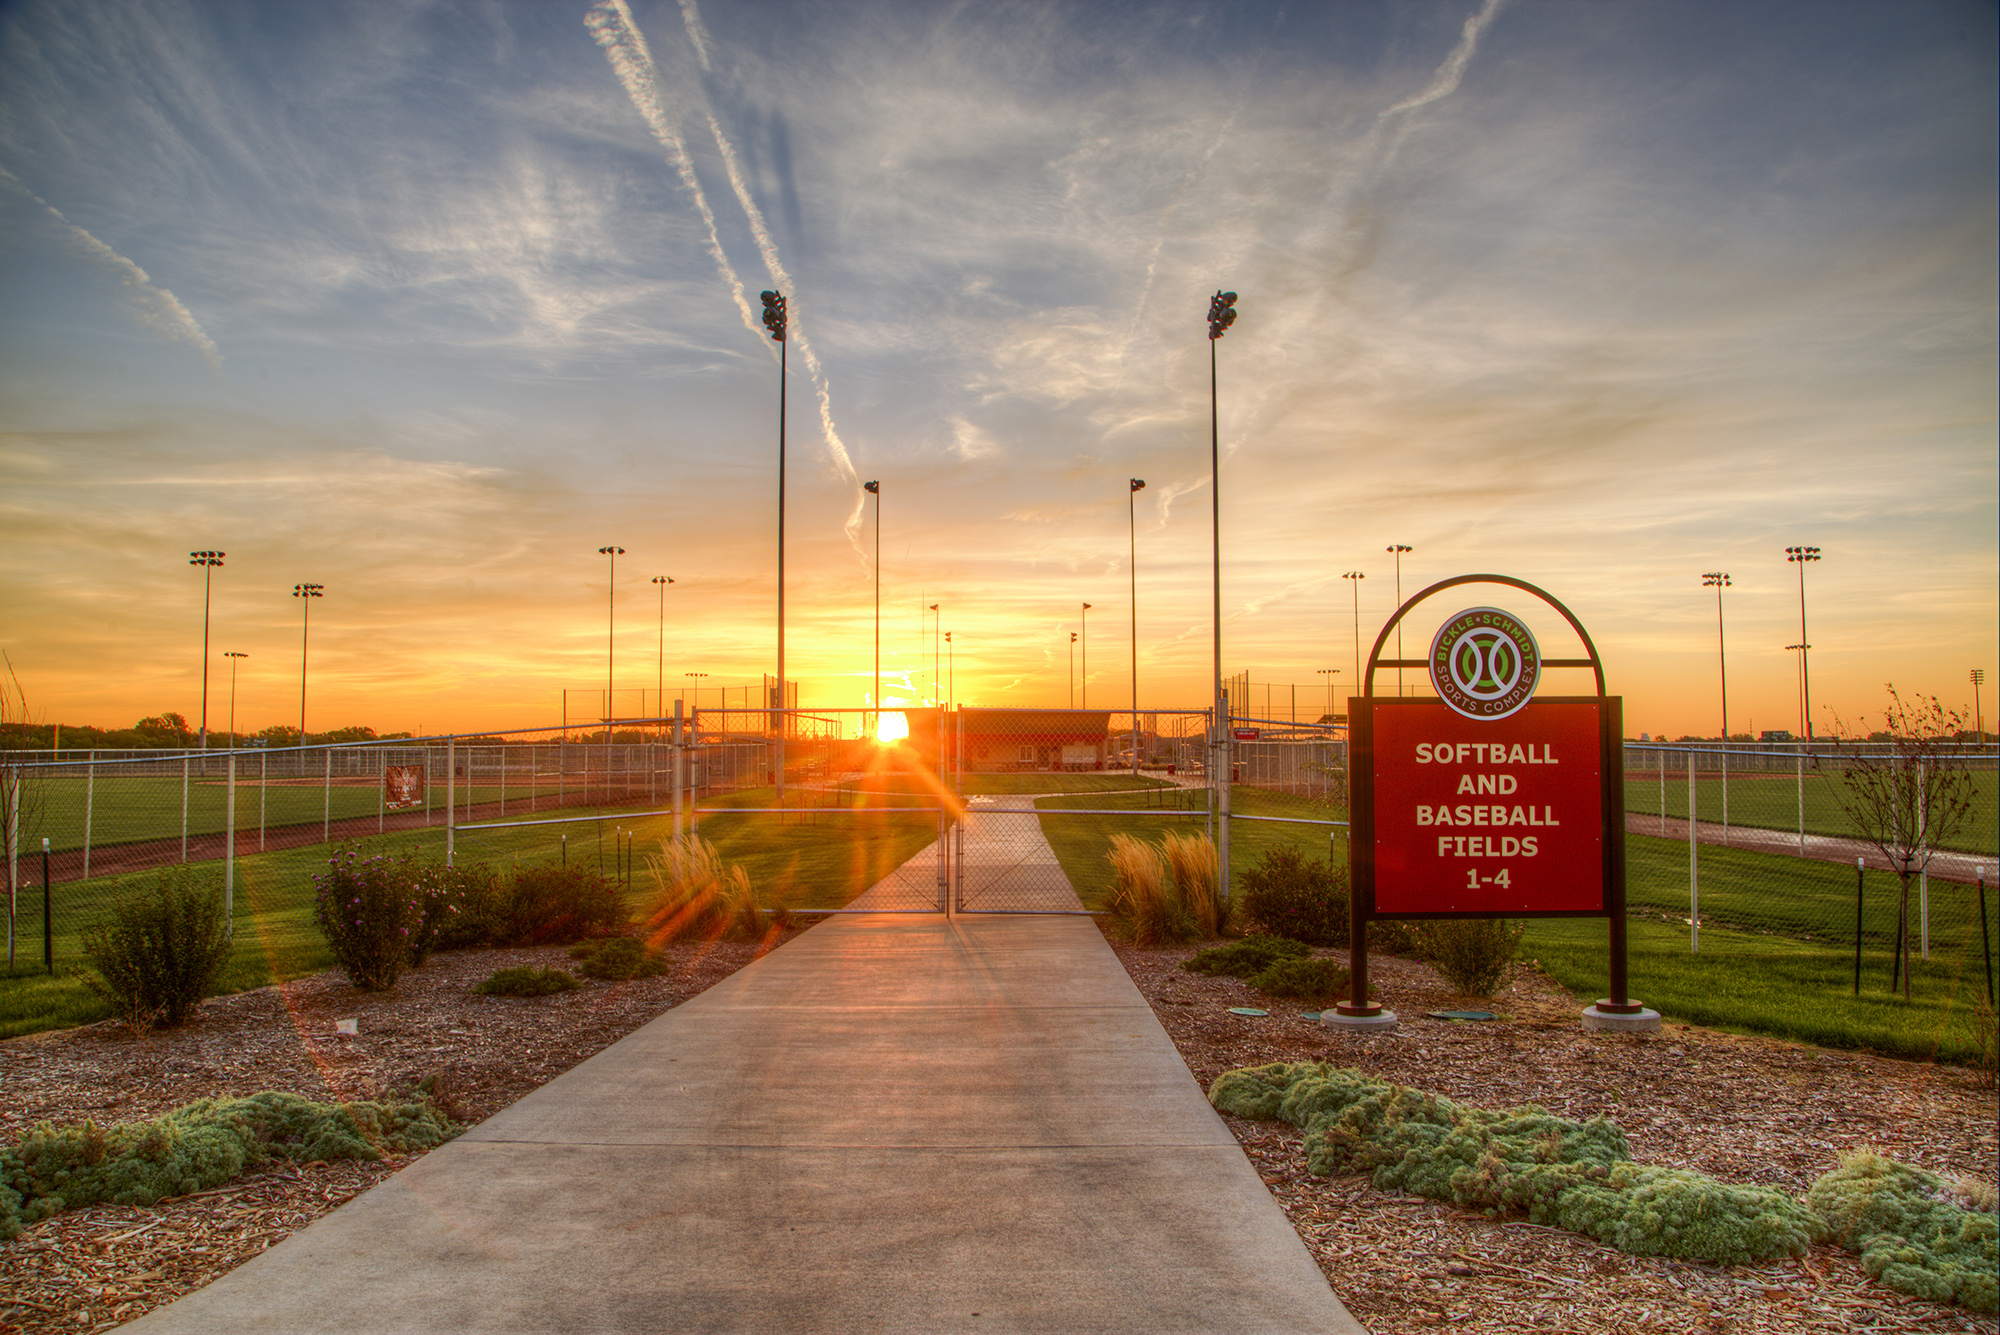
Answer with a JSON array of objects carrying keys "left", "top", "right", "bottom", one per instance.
[{"left": 1834, "top": 687, "right": 1978, "bottom": 1000}]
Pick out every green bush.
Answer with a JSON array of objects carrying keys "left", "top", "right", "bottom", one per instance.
[
  {"left": 472, "top": 966, "right": 581, "bottom": 997},
  {"left": 1238, "top": 847, "right": 1349, "bottom": 946},
  {"left": 313, "top": 850, "right": 425, "bottom": 990},
  {"left": 0, "top": 1091, "right": 457, "bottom": 1241},
  {"left": 1368, "top": 919, "right": 1423, "bottom": 955},
  {"left": 424, "top": 861, "right": 507, "bottom": 952},
  {"left": 1808, "top": 1151, "right": 1997, "bottom": 1313},
  {"left": 1209, "top": 1061, "right": 1824, "bottom": 1267},
  {"left": 1248, "top": 958, "right": 1365, "bottom": 1004},
  {"left": 1182, "top": 935, "right": 1311, "bottom": 978},
  {"left": 568, "top": 936, "right": 667, "bottom": 981},
  {"left": 501, "top": 865, "right": 624, "bottom": 945},
  {"left": 79, "top": 867, "right": 234, "bottom": 1029},
  {"left": 1413, "top": 918, "right": 1525, "bottom": 996}
]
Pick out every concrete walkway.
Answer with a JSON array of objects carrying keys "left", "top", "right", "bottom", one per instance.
[{"left": 127, "top": 906, "right": 1362, "bottom": 1332}]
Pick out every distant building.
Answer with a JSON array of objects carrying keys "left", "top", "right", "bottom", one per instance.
[{"left": 1760, "top": 730, "right": 1794, "bottom": 743}]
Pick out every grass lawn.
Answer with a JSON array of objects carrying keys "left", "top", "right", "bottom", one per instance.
[{"left": 1624, "top": 762, "right": 1998, "bottom": 855}]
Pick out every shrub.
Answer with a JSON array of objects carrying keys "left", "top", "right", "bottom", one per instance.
[
  {"left": 1807, "top": 1151, "right": 1998, "bottom": 1313},
  {"left": 80, "top": 867, "right": 234, "bottom": 1029},
  {"left": 313, "top": 850, "right": 426, "bottom": 991},
  {"left": 425, "top": 861, "right": 507, "bottom": 952},
  {"left": 1368, "top": 919, "right": 1423, "bottom": 956},
  {"left": 1248, "top": 958, "right": 1364, "bottom": 1004},
  {"left": 500, "top": 864, "right": 624, "bottom": 945},
  {"left": 1209, "top": 1061, "right": 1824, "bottom": 1267},
  {"left": 1182, "top": 935, "right": 1311, "bottom": 978},
  {"left": 643, "top": 836, "right": 769, "bottom": 944},
  {"left": 568, "top": 936, "right": 667, "bottom": 981},
  {"left": 0, "top": 1091, "right": 457, "bottom": 1241},
  {"left": 1412, "top": 918, "right": 1524, "bottom": 996},
  {"left": 1238, "top": 846, "right": 1348, "bottom": 947},
  {"left": 472, "top": 966, "right": 581, "bottom": 997}
]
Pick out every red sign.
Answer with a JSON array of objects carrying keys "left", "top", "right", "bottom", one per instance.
[
  {"left": 384, "top": 764, "right": 426, "bottom": 811},
  {"left": 1369, "top": 699, "right": 1603, "bottom": 914},
  {"left": 1233, "top": 728, "right": 1260, "bottom": 741}
]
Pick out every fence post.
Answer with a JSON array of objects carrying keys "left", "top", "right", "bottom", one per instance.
[
  {"left": 322, "top": 747, "right": 332, "bottom": 844},
  {"left": 672, "top": 701, "right": 684, "bottom": 843},
  {"left": 82, "top": 751, "right": 94, "bottom": 882},
  {"left": 378, "top": 748, "right": 386, "bottom": 834},
  {"left": 1720, "top": 744, "right": 1729, "bottom": 847},
  {"left": 181, "top": 755, "right": 191, "bottom": 863},
  {"left": 1688, "top": 751, "right": 1699, "bottom": 953},
  {"left": 1918, "top": 759, "right": 1928, "bottom": 959},
  {"left": 225, "top": 754, "right": 236, "bottom": 939},
  {"left": 446, "top": 736, "right": 456, "bottom": 867},
  {"left": 1853, "top": 857, "right": 1864, "bottom": 996},
  {"left": 6, "top": 766, "right": 16, "bottom": 968},
  {"left": 1796, "top": 749, "right": 1805, "bottom": 855},
  {"left": 259, "top": 753, "right": 268, "bottom": 851},
  {"left": 42, "top": 837, "right": 51, "bottom": 973},
  {"left": 1658, "top": 747, "right": 1665, "bottom": 835},
  {"left": 1979, "top": 870, "right": 1993, "bottom": 1005}
]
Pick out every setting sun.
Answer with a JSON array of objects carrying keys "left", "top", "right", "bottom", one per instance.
[{"left": 874, "top": 711, "right": 909, "bottom": 743}]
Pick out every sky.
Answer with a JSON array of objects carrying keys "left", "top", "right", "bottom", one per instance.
[{"left": 0, "top": 0, "right": 1993, "bottom": 742}]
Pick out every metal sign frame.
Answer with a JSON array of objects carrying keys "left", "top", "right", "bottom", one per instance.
[{"left": 1339, "top": 574, "right": 1640, "bottom": 1021}]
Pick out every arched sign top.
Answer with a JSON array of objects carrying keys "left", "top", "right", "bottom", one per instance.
[{"left": 1362, "top": 574, "right": 1606, "bottom": 699}]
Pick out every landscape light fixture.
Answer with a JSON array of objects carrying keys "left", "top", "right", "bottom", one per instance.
[
  {"left": 189, "top": 551, "right": 225, "bottom": 749},
  {"left": 291, "top": 583, "right": 323, "bottom": 744},
  {"left": 1129, "top": 479, "right": 1145, "bottom": 773},
  {"left": 598, "top": 547, "right": 624, "bottom": 730},
  {"left": 1702, "top": 573, "right": 1731, "bottom": 741},
  {"left": 1386, "top": 545, "right": 1413, "bottom": 695},
  {"left": 651, "top": 576, "right": 674, "bottom": 741},
  {"left": 224, "top": 652, "right": 248, "bottom": 748},
  {"left": 1081, "top": 603, "right": 1092, "bottom": 709},
  {"left": 762, "top": 288, "right": 789, "bottom": 795},
  {"left": 1343, "top": 571, "right": 1366, "bottom": 687},
  {"left": 865, "top": 481, "right": 881, "bottom": 733},
  {"left": 1785, "top": 546, "right": 1822, "bottom": 739}
]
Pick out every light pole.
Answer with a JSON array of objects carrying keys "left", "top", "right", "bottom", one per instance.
[
  {"left": 651, "top": 576, "right": 674, "bottom": 740},
  {"left": 1081, "top": 603, "right": 1092, "bottom": 709},
  {"left": 865, "top": 480, "right": 880, "bottom": 734},
  {"left": 1130, "top": 479, "right": 1145, "bottom": 772},
  {"left": 1386, "top": 545, "right": 1412, "bottom": 695},
  {"left": 1207, "top": 290, "right": 1236, "bottom": 727},
  {"left": 944, "top": 630, "right": 954, "bottom": 710},
  {"left": 1973, "top": 669, "right": 1987, "bottom": 743},
  {"left": 598, "top": 546, "right": 624, "bottom": 735},
  {"left": 189, "top": 551, "right": 225, "bottom": 748},
  {"left": 1069, "top": 632, "right": 1078, "bottom": 708},
  {"left": 684, "top": 671, "right": 707, "bottom": 717},
  {"left": 1785, "top": 546, "right": 1821, "bottom": 740},
  {"left": 929, "top": 603, "right": 940, "bottom": 710},
  {"left": 1343, "top": 571, "right": 1365, "bottom": 686},
  {"left": 1317, "top": 668, "right": 1340, "bottom": 721},
  {"left": 1702, "top": 573, "right": 1731, "bottom": 740},
  {"left": 224, "top": 652, "right": 247, "bottom": 747},
  {"left": 1786, "top": 644, "right": 1810, "bottom": 739},
  {"left": 762, "top": 289, "right": 788, "bottom": 796},
  {"left": 292, "top": 583, "right": 323, "bottom": 744}
]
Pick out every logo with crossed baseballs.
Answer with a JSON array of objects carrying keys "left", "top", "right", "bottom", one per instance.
[{"left": 1429, "top": 607, "right": 1542, "bottom": 721}]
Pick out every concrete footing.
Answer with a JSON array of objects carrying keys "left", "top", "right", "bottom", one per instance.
[
  {"left": 1581, "top": 1005, "right": 1661, "bottom": 1033},
  {"left": 1322, "top": 1009, "right": 1398, "bottom": 1033}
]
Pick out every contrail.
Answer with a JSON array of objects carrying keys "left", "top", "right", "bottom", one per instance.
[
  {"left": 585, "top": 0, "right": 760, "bottom": 341},
  {"left": 1379, "top": 0, "right": 1507, "bottom": 123},
  {"left": 2, "top": 168, "right": 221, "bottom": 371},
  {"left": 677, "top": 0, "right": 864, "bottom": 540}
]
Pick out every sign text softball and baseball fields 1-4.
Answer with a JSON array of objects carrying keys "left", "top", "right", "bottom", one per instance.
[{"left": 1372, "top": 700, "right": 1604, "bottom": 914}]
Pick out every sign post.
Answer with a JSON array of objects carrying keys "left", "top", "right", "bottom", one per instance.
[{"left": 1331, "top": 576, "right": 1658, "bottom": 1034}]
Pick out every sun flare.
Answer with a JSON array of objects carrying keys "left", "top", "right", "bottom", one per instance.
[{"left": 874, "top": 711, "right": 909, "bottom": 743}]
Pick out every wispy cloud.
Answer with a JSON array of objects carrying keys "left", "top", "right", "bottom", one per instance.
[{"left": 2, "top": 168, "right": 221, "bottom": 371}]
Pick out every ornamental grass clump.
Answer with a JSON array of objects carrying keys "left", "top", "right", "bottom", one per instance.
[
  {"left": 1209, "top": 1061, "right": 1824, "bottom": 1267},
  {"left": 1164, "top": 832, "right": 1226, "bottom": 938},
  {"left": 0, "top": 1091, "right": 457, "bottom": 1241},
  {"left": 313, "top": 850, "right": 427, "bottom": 990},
  {"left": 1807, "top": 1151, "right": 1998, "bottom": 1313},
  {"left": 643, "top": 835, "right": 769, "bottom": 944},
  {"left": 1106, "top": 834, "right": 1193, "bottom": 946},
  {"left": 1182, "top": 935, "right": 1311, "bottom": 978},
  {"left": 80, "top": 866, "right": 233, "bottom": 1029}
]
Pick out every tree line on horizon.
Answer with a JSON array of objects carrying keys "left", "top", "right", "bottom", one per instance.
[{"left": 0, "top": 713, "right": 414, "bottom": 752}]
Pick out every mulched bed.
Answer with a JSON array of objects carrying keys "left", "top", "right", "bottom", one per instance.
[
  {"left": 2, "top": 924, "right": 1995, "bottom": 1334},
  {"left": 1113, "top": 936, "right": 1999, "bottom": 1334}
]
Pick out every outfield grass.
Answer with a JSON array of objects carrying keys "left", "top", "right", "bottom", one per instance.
[{"left": 1624, "top": 762, "right": 1999, "bottom": 855}]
